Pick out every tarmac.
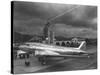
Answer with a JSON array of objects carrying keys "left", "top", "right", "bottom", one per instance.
[{"left": 13, "top": 45, "right": 97, "bottom": 74}]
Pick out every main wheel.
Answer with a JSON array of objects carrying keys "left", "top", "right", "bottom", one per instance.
[
  {"left": 40, "top": 56, "right": 47, "bottom": 65},
  {"left": 25, "top": 61, "right": 30, "bottom": 66},
  {"left": 38, "top": 57, "right": 42, "bottom": 61},
  {"left": 41, "top": 61, "right": 46, "bottom": 65}
]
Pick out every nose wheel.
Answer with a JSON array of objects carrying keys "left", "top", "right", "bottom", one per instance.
[{"left": 25, "top": 60, "right": 30, "bottom": 66}]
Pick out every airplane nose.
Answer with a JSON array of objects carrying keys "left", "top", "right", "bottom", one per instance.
[{"left": 19, "top": 45, "right": 25, "bottom": 49}]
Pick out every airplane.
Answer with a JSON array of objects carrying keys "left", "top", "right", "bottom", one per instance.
[
  {"left": 19, "top": 41, "right": 91, "bottom": 65},
  {"left": 18, "top": 6, "right": 91, "bottom": 65}
]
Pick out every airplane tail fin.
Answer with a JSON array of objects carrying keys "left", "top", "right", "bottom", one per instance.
[{"left": 78, "top": 41, "right": 86, "bottom": 50}]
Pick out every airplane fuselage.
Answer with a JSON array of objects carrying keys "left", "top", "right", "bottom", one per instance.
[{"left": 18, "top": 41, "right": 89, "bottom": 65}]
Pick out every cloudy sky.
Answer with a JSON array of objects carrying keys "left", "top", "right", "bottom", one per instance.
[{"left": 13, "top": 1, "right": 97, "bottom": 38}]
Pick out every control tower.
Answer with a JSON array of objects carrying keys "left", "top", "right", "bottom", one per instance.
[
  {"left": 48, "top": 30, "right": 55, "bottom": 44},
  {"left": 43, "top": 22, "right": 55, "bottom": 44}
]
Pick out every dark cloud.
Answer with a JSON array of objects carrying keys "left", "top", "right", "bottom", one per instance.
[
  {"left": 52, "top": 23, "right": 97, "bottom": 38},
  {"left": 13, "top": 1, "right": 97, "bottom": 38},
  {"left": 13, "top": 1, "right": 75, "bottom": 20},
  {"left": 53, "top": 6, "right": 97, "bottom": 29}
]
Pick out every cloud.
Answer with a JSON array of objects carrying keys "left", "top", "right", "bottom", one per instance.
[
  {"left": 53, "top": 6, "right": 97, "bottom": 29},
  {"left": 53, "top": 23, "right": 97, "bottom": 38},
  {"left": 14, "top": 18, "right": 45, "bottom": 34},
  {"left": 13, "top": 1, "right": 97, "bottom": 38}
]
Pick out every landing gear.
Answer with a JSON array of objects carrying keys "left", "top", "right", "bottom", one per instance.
[
  {"left": 38, "top": 56, "right": 47, "bottom": 65},
  {"left": 41, "top": 61, "right": 46, "bottom": 65},
  {"left": 38, "top": 57, "right": 42, "bottom": 62},
  {"left": 25, "top": 60, "right": 30, "bottom": 66}
]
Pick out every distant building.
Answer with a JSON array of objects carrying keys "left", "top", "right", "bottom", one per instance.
[
  {"left": 46, "top": 30, "right": 56, "bottom": 44},
  {"left": 72, "top": 37, "right": 85, "bottom": 42},
  {"left": 71, "top": 38, "right": 78, "bottom": 43}
]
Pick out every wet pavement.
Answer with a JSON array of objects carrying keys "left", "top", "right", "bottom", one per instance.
[{"left": 13, "top": 45, "right": 97, "bottom": 74}]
